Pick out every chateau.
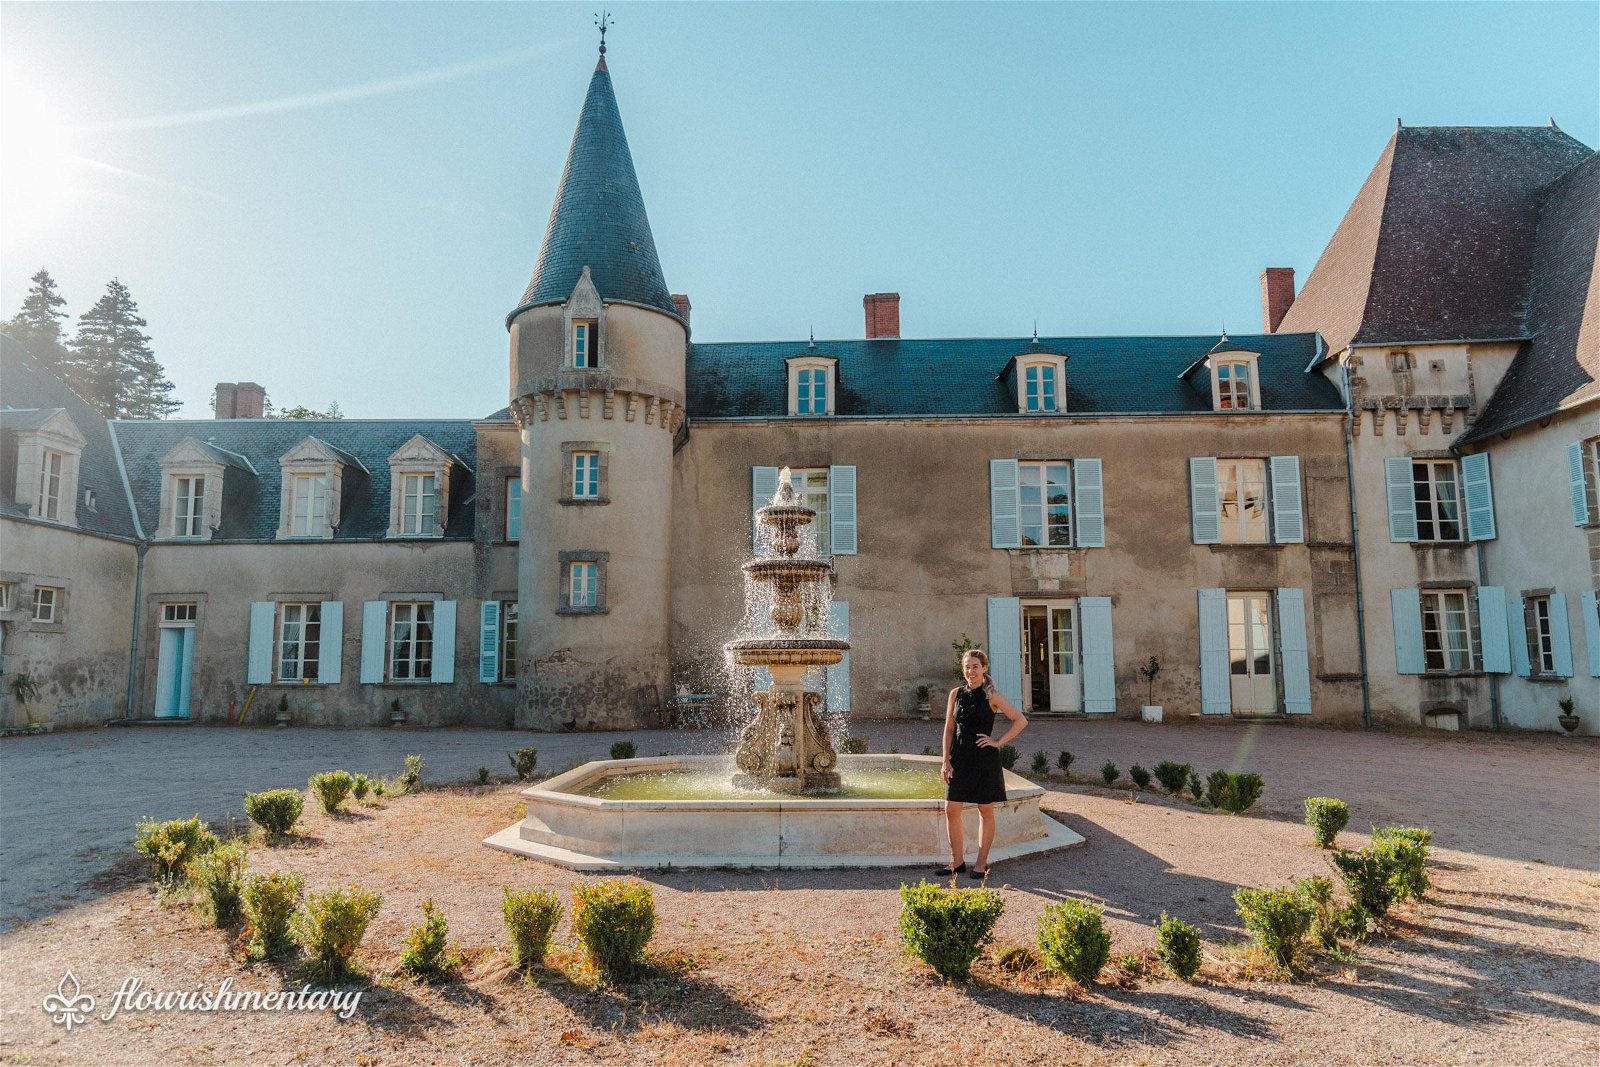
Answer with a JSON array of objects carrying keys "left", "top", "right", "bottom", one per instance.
[{"left": 3, "top": 49, "right": 1596, "bottom": 735}]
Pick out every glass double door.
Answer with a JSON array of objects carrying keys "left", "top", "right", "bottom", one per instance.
[
  {"left": 1227, "top": 593, "right": 1277, "bottom": 716},
  {"left": 1022, "top": 601, "right": 1080, "bottom": 714}
]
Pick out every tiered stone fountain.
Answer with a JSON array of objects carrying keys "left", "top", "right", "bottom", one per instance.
[{"left": 484, "top": 472, "right": 1084, "bottom": 869}]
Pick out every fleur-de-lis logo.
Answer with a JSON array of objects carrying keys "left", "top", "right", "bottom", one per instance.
[{"left": 42, "top": 971, "right": 95, "bottom": 1031}]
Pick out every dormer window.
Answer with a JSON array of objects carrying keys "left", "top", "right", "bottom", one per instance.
[
  {"left": 1205, "top": 347, "right": 1262, "bottom": 411},
  {"left": 386, "top": 434, "right": 455, "bottom": 539},
  {"left": 786, "top": 355, "right": 838, "bottom": 416},
  {"left": 401, "top": 473, "right": 437, "bottom": 534},
  {"left": 1012, "top": 353, "right": 1067, "bottom": 413},
  {"left": 573, "top": 320, "right": 598, "bottom": 368},
  {"left": 174, "top": 476, "right": 206, "bottom": 537},
  {"left": 290, "top": 474, "right": 330, "bottom": 536},
  {"left": 158, "top": 437, "right": 251, "bottom": 541},
  {"left": 276, "top": 435, "right": 360, "bottom": 541},
  {"left": 564, "top": 267, "right": 605, "bottom": 370},
  {"left": 38, "top": 449, "right": 65, "bottom": 520},
  {"left": 4, "top": 407, "right": 86, "bottom": 527}
]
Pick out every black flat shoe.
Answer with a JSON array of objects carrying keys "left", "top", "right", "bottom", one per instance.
[
  {"left": 933, "top": 862, "right": 967, "bottom": 875},
  {"left": 968, "top": 867, "right": 990, "bottom": 880}
]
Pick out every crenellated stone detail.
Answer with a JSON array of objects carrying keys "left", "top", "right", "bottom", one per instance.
[
  {"left": 513, "top": 373, "right": 687, "bottom": 432},
  {"left": 1354, "top": 395, "right": 1475, "bottom": 438}
]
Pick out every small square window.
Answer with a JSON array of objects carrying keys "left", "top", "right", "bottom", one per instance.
[
  {"left": 558, "top": 552, "right": 609, "bottom": 614},
  {"left": 32, "top": 586, "right": 61, "bottom": 624},
  {"left": 82, "top": 487, "right": 97, "bottom": 512},
  {"left": 162, "top": 602, "right": 197, "bottom": 623},
  {"left": 0, "top": 582, "right": 14, "bottom": 611},
  {"left": 505, "top": 478, "right": 521, "bottom": 541}
]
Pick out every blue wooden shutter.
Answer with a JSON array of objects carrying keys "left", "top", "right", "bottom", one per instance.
[
  {"left": 432, "top": 600, "right": 457, "bottom": 684},
  {"left": 1569, "top": 442, "right": 1589, "bottom": 526},
  {"left": 1073, "top": 458, "right": 1105, "bottom": 548},
  {"left": 1550, "top": 594, "right": 1574, "bottom": 678},
  {"left": 479, "top": 600, "right": 501, "bottom": 683},
  {"left": 1391, "top": 588, "right": 1425, "bottom": 675},
  {"left": 1385, "top": 457, "right": 1417, "bottom": 542},
  {"left": 989, "top": 459, "right": 1020, "bottom": 548},
  {"left": 1276, "top": 588, "right": 1312, "bottom": 714},
  {"left": 318, "top": 600, "right": 343, "bottom": 684},
  {"left": 985, "top": 596, "right": 1023, "bottom": 708},
  {"left": 1511, "top": 596, "right": 1531, "bottom": 677},
  {"left": 751, "top": 466, "right": 778, "bottom": 551},
  {"left": 826, "top": 601, "right": 850, "bottom": 713},
  {"left": 1477, "top": 587, "right": 1511, "bottom": 674},
  {"left": 1461, "top": 453, "right": 1496, "bottom": 541},
  {"left": 1584, "top": 590, "right": 1600, "bottom": 678},
  {"left": 830, "top": 465, "right": 857, "bottom": 554},
  {"left": 1079, "top": 596, "right": 1116, "bottom": 714},
  {"left": 247, "top": 601, "right": 275, "bottom": 684},
  {"left": 1270, "top": 456, "right": 1304, "bottom": 544},
  {"left": 360, "top": 600, "right": 387, "bottom": 683},
  {"left": 1189, "top": 457, "right": 1220, "bottom": 544},
  {"left": 1197, "top": 588, "right": 1230, "bottom": 714}
]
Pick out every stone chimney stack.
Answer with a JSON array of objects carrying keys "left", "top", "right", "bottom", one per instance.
[
  {"left": 671, "top": 293, "right": 691, "bottom": 333},
  {"left": 214, "top": 382, "right": 266, "bottom": 418},
  {"left": 1259, "top": 268, "right": 1296, "bottom": 333},
  {"left": 864, "top": 292, "right": 900, "bottom": 339}
]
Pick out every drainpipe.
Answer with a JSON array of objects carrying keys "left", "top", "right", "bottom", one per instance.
[
  {"left": 1340, "top": 355, "right": 1373, "bottom": 728},
  {"left": 124, "top": 541, "right": 148, "bottom": 718},
  {"left": 1478, "top": 542, "right": 1501, "bottom": 730}
]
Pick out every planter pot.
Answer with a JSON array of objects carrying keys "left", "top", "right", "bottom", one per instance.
[
  {"left": 1558, "top": 714, "right": 1580, "bottom": 733},
  {"left": 390, "top": 711, "right": 408, "bottom": 727},
  {"left": 1141, "top": 705, "right": 1163, "bottom": 723},
  {"left": 274, "top": 711, "right": 292, "bottom": 728}
]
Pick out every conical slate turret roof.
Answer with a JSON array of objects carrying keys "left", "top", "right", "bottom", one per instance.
[{"left": 510, "top": 57, "right": 676, "bottom": 322}]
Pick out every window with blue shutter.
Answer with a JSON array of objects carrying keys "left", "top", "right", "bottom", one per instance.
[
  {"left": 1197, "top": 588, "right": 1230, "bottom": 714},
  {"left": 247, "top": 602, "right": 275, "bottom": 685},
  {"left": 1073, "top": 459, "right": 1105, "bottom": 547},
  {"left": 989, "top": 459, "right": 1020, "bottom": 549},
  {"left": 431, "top": 600, "right": 457, "bottom": 684},
  {"left": 1189, "top": 458, "right": 1220, "bottom": 544},
  {"left": 1461, "top": 452, "right": 1496, "bottom": 542},
  {"left": 1391, "top": 588, "right": 1425, "bottom": 674},
  {"left": 1511, "top": 595, "right": 1532, "bottom": 677},
  {"left": 1270, "top": 456, "right": 1304, "bottom": 543},
  {"left": 1079, "top": 596, "right": 1116, "bottom": 714},
  {"left": 751, "top": 466, "right": 779, "bottom": 551},
  {"left": 1569, "top": 442, "right": 1589, "bottom": 526},
  {"left": 479, "top": 600, "right": 501, "bottom": 683},
  {"left": 360, "top": 600, "right": 387, "bottom": 683},
  {"left": 318, "top": 600, "right": 343, "bottom": 684},
  {"left": 1384, "top": 457, "right": 1418, "bottom": 542},
  {"left": 829, "top": 465, "right": 857, "bottom": 555},
  {"left": 1548, "top": 594, "right": 1574, "bottom": 678},
  {"left": 985, "top": 597, "right": 1023, "bottom": 707},
  {"left": 1276, "top": 588, "right": 1312, "bottom": 714},
  {"left": 1477, "top": 587, "right": 1511, "bottom": 674}
]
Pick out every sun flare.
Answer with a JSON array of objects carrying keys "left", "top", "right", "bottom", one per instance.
[{"left": 1, "top": 70, "right": 78, "bottom": 238}]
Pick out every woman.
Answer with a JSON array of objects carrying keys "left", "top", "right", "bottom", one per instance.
[{"left": 937, "top": 649, "right": 1027, "bottom": 879}]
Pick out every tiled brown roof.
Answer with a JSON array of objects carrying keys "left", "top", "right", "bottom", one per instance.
[{"left": 1280, "top": 126, "right": 1593, "bottom": 352}]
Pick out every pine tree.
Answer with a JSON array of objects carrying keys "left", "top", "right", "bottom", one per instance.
[
  {"left": 67, "top": 279, "right": 180, "bottom": 419},
  {"left": 4, "top": 268, "right": 73, "bottom": 372}
]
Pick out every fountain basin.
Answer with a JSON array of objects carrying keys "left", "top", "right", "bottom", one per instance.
[
  {"left": 483, "top": 754, "right": 1084, "bottom": 870},
  {"left": 725, "top": 638, "right": 849, "bottom": 668}
]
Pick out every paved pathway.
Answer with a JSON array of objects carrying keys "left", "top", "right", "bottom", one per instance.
[{"left": 1, "top": 718, "right": 1594, "bottom": 930}]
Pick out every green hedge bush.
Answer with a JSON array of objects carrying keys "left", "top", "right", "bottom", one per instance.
[
  {"left": 1304, "top": 797, "right": 1349, "bottom": 848},
  {"left": 1154, "top": 912, "right": 1202, "bottom": 980},
  {"left": 610, "top": 740, "right": 637, "bottom": 761},
  {"left": 187, "top": 841, "right": 247, "bottom": 926},
  {"left": 1153, "top": 761, "right": 1192, "bottom": 795},
  {"left": 1205, "top": 771, "right": 1265, "bottom": 814},
  {"left": 1056, "top": 750, "right": 1074, "bottom": 775},
  {"left": 898, "top": 879, "right": 1004, "bottom": 981},
  {"left": 503, "top": 886, "right": 564, "bottom": 970},
  {"left": 1030, "top": 750, "right": 1050, "bottom": 775},
  {"left": 508, "top": 746, "right": 538, "bottom": 781},
  {"left": 1129, "top": 764, "right": 1151, "bottom": 790},
  {"left": 1037, "top": 898, "right": 1112, "bottom": 986},
  {"left": 244, "top": 789, "right": 304, "bottom": 842},
  {"left": 292, "top": 885, "right": 382, "bottom": 981},
  {"left": 397, "top": 754, "right": 424, "bottom": 793},
  {"left": 998, "top": 744, "right": 1020, "bottom": 770},
  {"left": 307, "top": 770, "right": 354, "bottom": 814},
  {"left": 400, "top": 899, "right": 459, "bottom": 978},
  {"left": 572, "top": 879, "right": 656, "bottom": 982},
  {"left": 1330, "top": 846, "right": 1397, "bottom": 919},
  {"left": 351, "top": 774, "right": 372, "bottom": 801},
  {"left": 1101, "top": 761, "right": 1120, "bottom": 786},
  {"left": 134, "top": 815, "right": 218, "bottom": 884},
  {"left": 1233, "top": 884, "right": 1310, "bottom": 970},
  {"left": 242, "top": 871, "right": 304, "bottom": 960},
  {"left": 1373, "top": 826, "right": 1431, "bottom": 902}
]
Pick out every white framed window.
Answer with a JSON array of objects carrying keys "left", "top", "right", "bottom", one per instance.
[
  {"left": 1421, "top": 590, "right": 1471, "bottom": 672},
  {"left": 277, "top": 602, "right": 322, "bottom": 682},
  {"left": 1529, "top": 596, "right": 1556, "bottom": 675},
  {"left": 505, "top": 478, "right": 521, "bottom": 541},
  {"left": 788, "top": 468, "right": 832, "bottom": 554},
  {"left": 572, "top": 452, "right": 600, "bottom": 499},
  {"left": 786, "top": 357, "right": 837, "bottom": 416},
  {"left": 288, "top": 474, "right": 329, "bottom": 537},
  {"left": 1019, "top": 461, "right": 1072, "bottom": 547},
  {"left": 400, "top": 473, "right": 437, "bottom": 536},
  {"left": 1218, "top": 459, "right": 1269, "bottom": 544},
  {"left": 569, "top": 562, "right": 598, "bottom": 609},
  {"left": 0, "top": 582, "right": 14, "bottom": 611},
  {"left": 162, "top": 602, "right": 197, "bottom": 623},
  {"left": 32, "top": 586, "right": 61, "bottom": 624},
  {"left": 38, "top": 449, "right": 65, "bottom": 521},
  {"left": 500, "top": 601, "right": 518, "bottom": 680},
  {"left": 1413, "top": 461, "right": 1462, "bottom": 542},
  {"left": 1215, "top": 361, "right": 1253, "bottom": 409},
  {"left": 573, "top": 320, "right": 597, "bottom": 368},
  {"left": 389, "top": 601, "right": 434, "bottom": 681},
  {"left": 1023, "top": 363, "right": 1059, "bottom": 412},
  {"left": 173, "top": 476, "right": 206, "bottom": 537}
]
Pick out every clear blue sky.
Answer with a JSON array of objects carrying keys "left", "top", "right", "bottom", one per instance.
[{"left": 3, "top": 2, "right": 1596, "bottom": 419}]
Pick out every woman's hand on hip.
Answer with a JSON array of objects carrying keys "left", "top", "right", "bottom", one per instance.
[{"left": 975, "top": 734, "right": 997, "bottom": 748}]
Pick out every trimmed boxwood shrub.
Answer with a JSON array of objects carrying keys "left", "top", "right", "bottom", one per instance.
[
  {"left": 508, "top": 746, "right": 538, "bottom": 781},
  {"left": 187, "top": 841, "right": 247, "bottom": 925},
  {"left": 244, "top": 788, "right": 304, "bottom": 842},
  {"left": 998, "top": 744, "right": 1020, "bottom": 770},
  {"left": 1154, "top": 761, "right": 1192, "bottom": 795},
  {"left": 400, "top": 899, "right": 460, "bottom": 979},
  {"left": 351, "top": 774, "right": 372, "bottom": 801},
  {"left": 1233, "top": 884, "right": 1311, "bottom": 970},
  {"left": 1129, "top": 764, "right": 1151, "bottom": 790},
  {"left": 1373, "top": 826, "right": 1431, "bottom": 902},
  {"left": 1154, "top": 912, "right": 1202, "bottom": 980},
  {"left": 1304, "top": 797, "right": 1349, "bottom": 848},
  {"left": 1030, "top": 750, "right": 1050, "bottom": 776},
  {"left": 1037, "top": 898, "right": 1112, "bottom": 986},
  {"left": 610, "top": 740, "right": 637, "bottom": 761},
  {"left": 1056, "top": 750, "right": 1074, "bottom": 775},
  {"left": 1206, "top": 771, "right": 1265, "bottom": 814},
  {"left": 242, "top": 871, "right": 304, "bottom": 960},
  {"left": 572, "top": 879, "right": 656, "bottom": 982},
  {"left": 292, "top": 884, "right": 382, "bottom": 981},
  {"left": 307, "top": 770, "right": 354, "bottom": 814},
  {"left": 134, "top": 815, "right": 218, "bottom": 884},
  {"left": 1101, "top": 761, "right": 1120, "bottom": 786},
  {"left": 898, "top": 879, "right": 1004, "bottom": 981},
  {"left": 1330, "top": 846, "right": 1398, "bottom": 919},
  {"left": 503, "top": 886, "right": 563, "bottom": 970}
]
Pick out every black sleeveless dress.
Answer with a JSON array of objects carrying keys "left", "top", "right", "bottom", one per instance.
[{"left": 947, "top": 685, "right": 1007, "bottom": 804}]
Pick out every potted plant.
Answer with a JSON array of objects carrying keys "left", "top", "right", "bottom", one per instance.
[
  {"left": 389, "top": 697, "right": 407, "bottom": 727},
  {"left": 1557, "top": 695, "right": 1580, "bottom": 734},
  {"left": 8, "top": 673, "right": 49, "bottom": 733},
  {"left": 1138, "top": 656, "right": 1162, "bottom": 723},
  {"left": 914, "top": 684, "right": 932, "bottom": 719},
  {"left": 275, "top": 693, "right": 292, "bottom": 728}
]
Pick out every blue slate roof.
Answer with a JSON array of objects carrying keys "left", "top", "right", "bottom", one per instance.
[
  {"left": 112, "top": 419, "right": 478, "bottom": 541},
  {"left": 685, "top": 332, "right": 1339, "bottom": 417},
  {"left": 511, "top": 59, "right": 676, "bottom": 322},
  {"left": 0, "top": 334, "right": 141, "bottom": 540}
]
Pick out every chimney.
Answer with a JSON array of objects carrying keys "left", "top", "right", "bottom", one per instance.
[
  {"left": 234, "top": 382, "right": 266, "bottom": 419},
  {"left": 863, "top": 292, "right": 900, "bottom": 339},
  {"left": 671, "top": 293, "right": 691, "bottom": 333},
  {"left": 214, "top": 382, "right": 238, "bottom": 419},
  {"left": 1260, "top": 268, "right": 1295, "bottom": 333}
]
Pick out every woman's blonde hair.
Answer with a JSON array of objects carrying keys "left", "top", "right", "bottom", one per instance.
[{"left": 960, "top": 649, "right": 994, "bottom": 689}]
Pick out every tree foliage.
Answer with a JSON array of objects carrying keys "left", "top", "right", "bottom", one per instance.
[
  {"left": 4, "top": 268, "right": 73, "bottom": 372},
  {"left": 266, "top": 398, "right": 343, "bottom": 420},
  {"left": 66, "top": 279, "right": 179, "bottom": 419}
]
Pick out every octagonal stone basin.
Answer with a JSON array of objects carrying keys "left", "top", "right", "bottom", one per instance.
[{"left": 483, "top": 754, "right": 1084, "bottom": 871}]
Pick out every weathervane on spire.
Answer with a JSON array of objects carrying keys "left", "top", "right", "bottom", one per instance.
[{"left": 596, "top": 11, "right": 612, "bottom": 56}]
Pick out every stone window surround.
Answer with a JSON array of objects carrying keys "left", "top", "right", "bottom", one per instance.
[
  {"left": 564, "top": 267, "right": 606, "bottom": 371},
  {"left": 557, "top": 550, "right": 610, "bottom": 615},
  {"left": 386, "top": 435, "right": 455, "bottom": 539},
  {"left": 157, "top": 438, "right": 239, "bottom": 541},
  {"left": 1207, "top": 350, "right": 1262, "bottom": 411},
  {"left": 11, "top": 413, "right": 85, "bottom": 528},
  {"left": 786, "top": 355, "right": 838, "bottom": 416},
  {"left": 1520, "top": 587, "right": 1561, "bottom": 681},
  {"left": 28, "top": 582, "right": 68, "bottom": 633},
  {"left": 1416, "top": 582, "right": 1481, "bottom": 677},
  {"left": 1015, "top": 353, "right": 1067, "bottom": 413},
  {"left": 560, "top": 441, "right": 611, "bottom": 505},
  {"left": 276, "top": 437, "right": 356, "bottom": 540}
]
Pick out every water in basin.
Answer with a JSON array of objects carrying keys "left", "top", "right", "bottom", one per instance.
[{"left": 571, "top": 760, "right": 945, "bottom": 801}]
